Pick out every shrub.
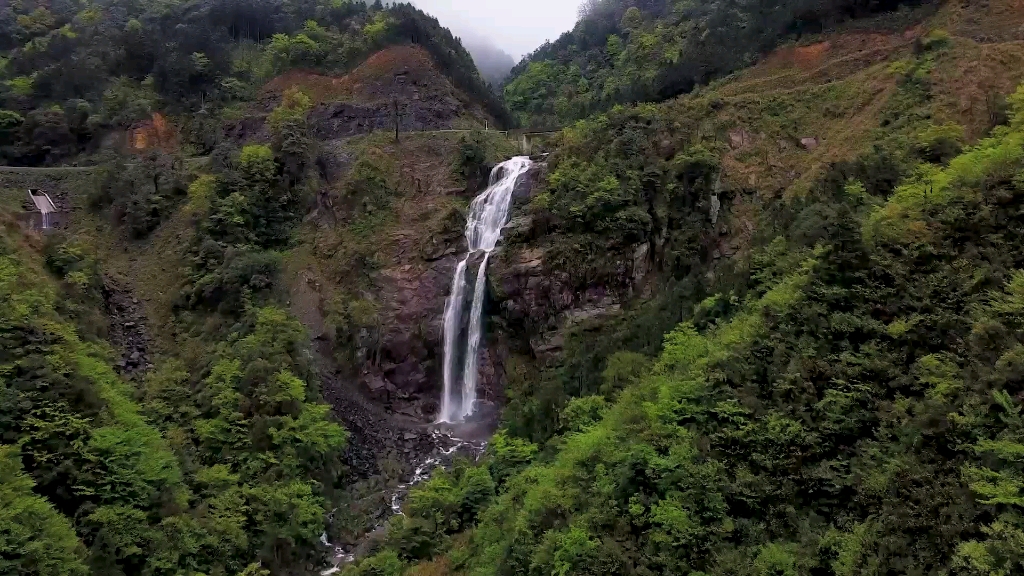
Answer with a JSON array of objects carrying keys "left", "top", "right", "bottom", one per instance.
[
  {"left": 916, "top": 123, "right": 966, "bottom": 164},
  {"left": 560, "top": 395, "right": 608, "bottom": 433},
  {"left": 600, "top": 351, "right": 651, "bottom": 397},
  {"left": 346, "top": 550, "right": 404, "bottom": 576},
  {"left": 0, "top": 109, "right": 23, "bottom": 130},
  {"left": 180, "top": 248, "right": 281, "bottom": 313},
  {"left": 0, "top": 445, "right": 89, "bottom": 576},
  {"left": 101, "top": 77, "right": 158, "bottom": 127},
  {"left": 454, "top": 131, "right": 488, "bottom": 180},
  {"left": 6, "top": 75, "right": 33, "bottom": 96},
  {"left": 407, "top": 464, "right": 495, "bottom": 534},
  {"left": 918, "top": 28, "right": 953, "bottom": 53},
  {"left": 186, "top": 174, "right": 219, "bottom": 215},
  {"left": 94, "top": 153, "right": 188, "bottom": 238},
  {"left": 343, "top": 152, "right": 395, "bottom": 216},
  {"left": 268, "top": 87, "right": 312, "bottom": 132},
  {"left": 239, "top": 144, "right": 276, "bottom": 182},
  {"left": 486, "top": 431, "right": 538, "bottom": 489}
]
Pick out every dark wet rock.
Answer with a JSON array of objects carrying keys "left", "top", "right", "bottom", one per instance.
[
  {"left": 511, "top": 162, "right": 545, "bottom": 203},
  {"left": 223, "top": 114, "right": 271, "bottom": 144},
  {"left": 488, "top": 233, "right": 647, "bottom": 370},
  {"left": 321, "top": 160, "right": 543, "bottom": 433}
]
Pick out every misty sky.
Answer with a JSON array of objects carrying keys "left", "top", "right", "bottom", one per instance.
[{"left": 412, "top": 0, "right": 582, "bottom": 60}]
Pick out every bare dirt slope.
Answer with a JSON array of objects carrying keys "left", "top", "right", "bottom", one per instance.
[{"left": 229, "top": 45, "right": 497, "bottom": 143}]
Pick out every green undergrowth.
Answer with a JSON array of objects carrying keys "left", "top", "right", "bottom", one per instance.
[
  {"left": 0, "top": 213, "right": 349, "bottom": 575},
  {"left": 497, "top": 24, "right": 1008, "bottom": 448}
]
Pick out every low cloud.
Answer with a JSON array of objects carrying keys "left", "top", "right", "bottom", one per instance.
[{"left": 410, "top": 0, "right": 581, "bottom": 60}]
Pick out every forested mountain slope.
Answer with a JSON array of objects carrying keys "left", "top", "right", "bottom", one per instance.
[
  {"left": 504, "top": 0, "right": 943, "bottom": 128},
  {"left": 337, "top": 1, "right": 1024, "bottom": 574},
  {"left": 7, "top": 0, "right": 1024, "bottom": 575},
  {"left": 0, "top": 212, "right": 347, "bottom": 575},
  {"left": 0, "top": 0, "right": 507, "bottom": 165}
]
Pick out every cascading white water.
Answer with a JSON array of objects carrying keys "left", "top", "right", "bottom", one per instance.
[
  {"left": 438, "top": 156, "right": 532, "bottom": 423},
  {"left": 320, "top": 430, "right": 487, "bottom": 574}
]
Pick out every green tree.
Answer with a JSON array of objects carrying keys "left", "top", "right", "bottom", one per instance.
[{"left": 0, "top": 445, "right": 88, "bottom": 576}]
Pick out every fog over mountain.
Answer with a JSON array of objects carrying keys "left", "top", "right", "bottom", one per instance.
[
  {"left": 455, "top": 29, "right": 517, "bottom": 87},
  {"left": 408, "top": 0, "right": 582, "bottom": 75}
]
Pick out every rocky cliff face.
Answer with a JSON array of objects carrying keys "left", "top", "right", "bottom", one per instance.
[
  {"left": 351, "top": 162, "right": 546, "bottom": 422},
  {"left": 284, "top": 131, "right": 520, "bottom": 426},
  {"left": 360, "top": 248, "right": 459, "bottom": 419},
  {"left": 481, "top": 159, "right": 657, "bottom": 366},
  {"left": 335, "top": 154, "right": 674, "bottom": 423},
  {"left": 490, "top": 246, "right": 624, "bottom": 363}
]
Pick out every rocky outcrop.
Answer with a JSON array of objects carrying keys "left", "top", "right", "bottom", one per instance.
[
  {"left": 225, "top": 78, "right": 465, "bottom": 145},
  {"left": 341, "top": 163, "right": 545, "bottom": 421},
  {"left": 362, "top": 254, "right": 458, "bottom": 420},
  {"left": 485, "top": 160, "right": 659, "bottom": 366},
  {"left": 226, "top": 45, "right": 488, "bottom": 146},
  {"left": 223, "top": 114, "right": 271, "bottom": 144},
  {"left": 310, "top": 98, "right": 462, "bottom": 141},
  {"left": 489, "top": 246, "right": 628, "bottom": 362},
  {"left": 320, "top": 367, "right": 439, "bottom": 477}
]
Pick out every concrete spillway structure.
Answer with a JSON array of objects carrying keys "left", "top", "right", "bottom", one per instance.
[{"left": 27, "top": 189, "right": 57, "bottom": 230}]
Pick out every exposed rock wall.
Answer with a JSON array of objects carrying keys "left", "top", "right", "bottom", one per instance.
[
  {"left": 226, "top": 45, "right": 490, "bottom": 145},
  {"left": 310, "top": 98, "right": 461, "bottom": 141},
  {"left": 326, "top": 162, "right": 546, "bottom": 423},
  {"left": 488, "top": 243, "right": 637, "bottom": 364}
]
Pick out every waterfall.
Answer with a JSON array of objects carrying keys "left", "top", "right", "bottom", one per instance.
[{"left": 438, "top": 156, "right": 532, "bottom": 423}]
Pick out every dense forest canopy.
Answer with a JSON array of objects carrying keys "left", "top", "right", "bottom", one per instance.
[
  {"left": 0, "top": 0, "right": 508, "bottom": 165},
  {"left": 0, "top": 221, "right": 347, "bottom": 575},
  {"left": 504, "top": 0, "right": 933, "bottom": 128}
]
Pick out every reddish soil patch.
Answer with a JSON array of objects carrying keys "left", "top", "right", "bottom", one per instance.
[
  {"left": 263, "top": 45, "right": 451, "bottom": 106},
  {"left": 762, "top": 30, "right": 918, "bottom": 73},
  {"left": 128, "top": 112, "right": 178, "bottom": 153},
  {"left": 793, "top": 41, "right": 832, "bottom": 69},
  {"left": 263, "top": 70, "right": 355, "bottom": 105}
]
